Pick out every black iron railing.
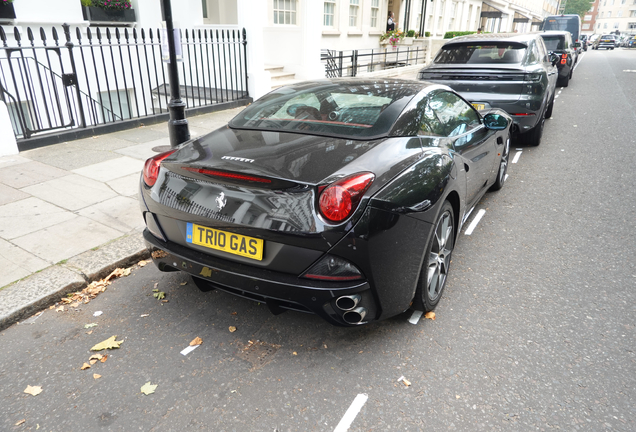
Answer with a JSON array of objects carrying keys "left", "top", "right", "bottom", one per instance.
[
  {"left": 0, "top": 24, "right": 249, "bottom": 144},
  {"left": 321, "top": 46, "right": 427, "bottom": 78}
]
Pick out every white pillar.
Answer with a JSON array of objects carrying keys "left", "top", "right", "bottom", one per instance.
[
  {"left": 0, "top": 102, "right": 19, "bottom": 156},
  {"left": 238, "top": 0, "right": 271, "bottom": 100},
  {"left": 298, "top": 0, "right": 324, "bottom": 81}
]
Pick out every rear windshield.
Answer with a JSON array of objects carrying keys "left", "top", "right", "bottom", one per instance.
[
  {"left": 543, "top": 17, "right": 579, "bottom": 34},
  {"left": 542, "top": 36, "right": 566, "bottom": 51},
  {"left": 229, "top": 81, "right": 418, "bottom": 138},
  {"left": 600, "top": 35, "right": 615, "bottom": 39},
  {"left": 434, "top": 43, "right": 527, "bottom": 64}
]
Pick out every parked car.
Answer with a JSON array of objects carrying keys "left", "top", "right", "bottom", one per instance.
[
  {"left": 540, "top": 31, "right": 576, "bottom": 87},
  {"left": 541, "top": 14, "right": 583, "bottom": 54},
  {"left": 417, "top": 32, "right": 558, "bottom": 146},
  {"left": 139, "top": 79, "right": 512, "bottom": 326},
  {"left": 579, "top": 34, "right": 588, "bottom": 51},
  {"left": 627, "top": 35, "right": 636, "bottom": 48},
  {"left": 592, "top": 34, "right": 617, "bottom": 50},
  {"left": 589, "top": 34, "right": 601, "bottom": 47}
]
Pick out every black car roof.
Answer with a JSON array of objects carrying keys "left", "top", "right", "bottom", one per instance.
[
  {"left": 442, "top": 32, "right": 540, "bottom": 46},
  {"left": 282, "top": 78, "right": 429, "bottom": 92}
]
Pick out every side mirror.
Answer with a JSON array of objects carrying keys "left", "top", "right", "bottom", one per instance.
[
  {"left": 549, "top": 52, "right": 559, "bottom": 66},
  {"left": 483, "top": 113, "right": 508, "bottom": 130}
]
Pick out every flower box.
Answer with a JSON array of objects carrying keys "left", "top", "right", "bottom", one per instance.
[
  {"left": 82, "top": 6, "right": 136, "bottom": 23},
  {"left": 0, "top": 3, "right": 17, "bottom": 21}
]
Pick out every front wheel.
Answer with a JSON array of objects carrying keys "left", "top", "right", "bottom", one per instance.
[
  {"left": 489, "top": 135, "right": 510, "bottom": 191},
  {"left": 413, "top": 201, "right": 455, "bottom": 312}
]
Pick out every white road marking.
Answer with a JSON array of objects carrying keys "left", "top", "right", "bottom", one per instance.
[
  {"left": 408, "top": 310, "right": 423, "bottom": 324},
  {"left": 180, "top": 345, "right": 199, "bottom": 356},
  {"left": 555, "top": 95, "right": 559, "bottom": 98},
  {"left": 334, "top": 394, "right": 368, "bottom": 432},
  {"left": 504, "top": 174, "right": 509, "bottom": 182},
  {"left": 511, "top": 151, "right": 522, "bottom": 164},
  {"left": 573, "top": 52, "right": 585, "bottom": 71},
  {"left": 464, "top": 209, "right": 486, "bottom": 236}
]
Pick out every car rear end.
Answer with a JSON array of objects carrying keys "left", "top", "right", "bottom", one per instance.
[
  {"left": 596, "top": 35, "right": 616, "bottom": 49},
  {"left": 418, "top": 38, "right": 548, "bottom": 134},
  {"left": 540, "top": 32, "right": 572, "bottom": 81},
  {"left": 139, "top": 80, "right": 428, "bottom": 326}
]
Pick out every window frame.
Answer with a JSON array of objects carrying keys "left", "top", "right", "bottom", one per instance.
[
  {"left": 349, "top": 0, "right": 360, "bottom": 28},
  {"left": 324, "top": 0, "right": 337, "bottom": 27},
  {"left": 273, "top": 0, "right": 298, "bottom": 26}
]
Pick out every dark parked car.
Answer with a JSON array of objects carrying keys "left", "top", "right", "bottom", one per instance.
[
  {"left": 540, "top": 30, "right": 576, "bottom": 87},
  {"left": 541, "top": 14, "right": 583, "bottom": 54},
  {"left": 592, "top": 34, "right": 617, "bottom": 50},
  {"left": 139, "top": 79, "right": 512, "bottom": 326},
  {"left": 417, "top": 32, "right": 558, "bottom": 146}
]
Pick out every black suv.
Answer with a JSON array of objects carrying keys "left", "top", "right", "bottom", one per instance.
[
  {"left": 540, "top": 31, "right": 576, "bottom": 87},
  {"left": 417, "top": 32, "right": 558, "bottom": 146}
]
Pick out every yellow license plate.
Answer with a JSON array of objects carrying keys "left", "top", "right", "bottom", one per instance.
[
  {"left": 186, "top": 223, "right": 264, "bottom": 261},
  {"left": 472, "top": 103, "right": 485, "bottom": 110}
]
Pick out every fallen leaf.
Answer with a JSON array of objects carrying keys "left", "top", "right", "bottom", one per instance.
[
  {"left": 89, "top": 359, "right": 98, "bottom": 365},
  {"left": 190, "top": 337, "right": 203, "bottom": 346},
  {"left": 140, "top": 382, "right": 158, "bottom": 395},
  {"left": 228, "top": 326, "right": 236, "bottom": 333},
  {"left": 49, "top": 305, "right": 55, "bottom": 310},
  {"left": 152, "top": 289, "right": 159, "bottom": 292},
  {"left": 200, "top": 267, "right": 212, "bottom": 277},
  {"left": 89, "top": 354, "right": 104, "bottom": 361},
  {"left": 15, "top": 419, "right": 25, "bottom": 426},
  {"left": 161, "top": 300, "right": 169, "bottom": 303},
  {"left": 359, "top": 350, "right": 363, "bottom": 354},
  {"left": 140, "top": 314, "right": 149, "bottom": 318},
  {"left": 292, "top": 352, "right": 297, "bottom": 355},
  {"left": 100, "top": 354, "right": 108, "bottom": 363},
  {"left": 153, "top": 282, "right": 159, "bottom": 289},
  {"left": 86, "top": 331, "right": 93, "bottom": 335},
  {"left": 456, "top": 395, "right": 461, "bottom": 399},
  {"left": 231, "top": 312, "right": 237, "bottom": 315},
  {"left": 91, "top": 335, "right": 123, "bottom": 351},
  {"left": 81, "top": 363, "right": 91, "bottom": 370},
  {"left": 84, "top": 323, "right": 98, "bottom": 329},
  {"left": 70, "top": 302, "right": 80, "bottom": 308},
  {"left": 56, "top": 306, "right": 64, "bottom": 312},
  {"left": 24, "top": 385, "right": 42, "bottom": 396},
  {"left": 93, "top": 374, "right": 101, "bottom": 380},
  {"left": 153, "top": 291, "right": 166, "bottom": 300},
  {"left": 138, "top": 260, "right": 148, "bottom": 267},
  {"left": 180, "top": 282, "right": 187, "bottom": 286},
  {"left": 424, "top": 311, "right": 436, "bottom": 321}
]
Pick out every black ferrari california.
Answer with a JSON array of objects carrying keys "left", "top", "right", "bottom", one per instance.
[{"left": 140, "top": 79, "right": 511, "bottom": 326}]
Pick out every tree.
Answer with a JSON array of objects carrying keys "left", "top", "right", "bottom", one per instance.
[{"left": 564, "top": 0, "right": 593, "bottom": 18}]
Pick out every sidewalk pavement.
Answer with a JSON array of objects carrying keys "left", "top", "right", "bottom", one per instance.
[
  {"left": 0, "top": 68, "right": 420, "bottom": 331},
  {"left": 0, "top": 106, "right": 244, "bottom": 330}
]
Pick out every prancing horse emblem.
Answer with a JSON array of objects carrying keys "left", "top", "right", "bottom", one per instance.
[{"left": 215, "top": 192, "right": 227, "bottom": 211}]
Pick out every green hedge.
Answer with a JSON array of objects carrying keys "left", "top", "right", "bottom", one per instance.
[{"left": 444, "top": 31, "right": 478, "bottom": 39}]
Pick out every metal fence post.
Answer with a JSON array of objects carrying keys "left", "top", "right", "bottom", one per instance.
[
  {"left": 338, "top": 51, "right": 343, "bottom": 77},
  {"left": 62, "top": 23, "right": 86, "bottom": 128},
  {"left": 352, "top": 50, "right": 358, "bottom": 77}
]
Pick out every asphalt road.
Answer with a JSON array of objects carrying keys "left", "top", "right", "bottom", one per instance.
[{"left": 1, "top": 49, "right": 635, "bottom": 432}]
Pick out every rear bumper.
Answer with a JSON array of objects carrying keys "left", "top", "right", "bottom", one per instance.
[{"left": 143, "top": 229, "right": 378, "bottom": 326}]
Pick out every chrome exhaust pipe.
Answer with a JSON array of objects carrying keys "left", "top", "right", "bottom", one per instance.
[
  {"left": 335, "top": 294, "right": 361, "bottom": 311},
  {"left": 342, "top": 307, "right": 367, "bottom": 325}
]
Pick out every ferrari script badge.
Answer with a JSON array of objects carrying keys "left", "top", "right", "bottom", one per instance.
[{"left": 215, "top": 192, "right": 227, "bottom": 211}]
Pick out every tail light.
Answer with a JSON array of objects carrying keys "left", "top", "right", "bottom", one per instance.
[
  {"left": 319, "top": 172, "right": 374, "bottom": 223},
  {"left": 143, "top": 149, "right": 176, "bottom": 187},
  {"left": 302, "top": 254, "right": 363, "bottom": 281},
  {"left": 560, "top": 53, "right": 567, "bottom": 65}
]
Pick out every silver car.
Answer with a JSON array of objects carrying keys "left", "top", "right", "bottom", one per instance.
[{"left": 418, "top": 33, "right": 558, "bottom": 146}]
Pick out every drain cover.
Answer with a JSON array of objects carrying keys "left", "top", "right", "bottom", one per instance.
[{"left": 235, "top": 340, "right": 281, "bottom": 370}]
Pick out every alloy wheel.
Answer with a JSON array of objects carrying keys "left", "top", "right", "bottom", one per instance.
[{"left": 427, "top": 210, "right": 454, "bottom": 301}]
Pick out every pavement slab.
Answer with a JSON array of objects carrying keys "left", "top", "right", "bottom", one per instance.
[
  {"left": 110, "top": 127, "right": 166, "bottom": 143},
  {"left": 77, "top": 195, "right": 145, "bottom": 234},
  {"left": 0, "top": 183, "right": 29, "bottom": 206},
  {"left": 0, "top": 265, "right": 85, "bottom": 331},
  {"left": 0, "top": 160, "right": 68, "bottom": 189},
  {"left": 0, "top": 154, "right": 31, "bottom": 168},
  {"left": 0, "top": 197, "right": 76, "bottom": 240},
  {"left": 71, "top": 156, "right": 144, "bottom": 182},
  {"left": 0, "top": 238, "right": 49, "bottom": 288},
  {"left": 107, "top": 173, "right": 141, "bottom": 197},
  {"left": 21, "top": 174, "right": 118, "bottom": 211},
  {"left": 20, "top": 141, "right": 121, "bottom": 171},
  {"left": 12, "top": 216, "right": 123, "bottom": 264},
  {"left": 115, "top": 138, "right": 170, "bottom": 160}
]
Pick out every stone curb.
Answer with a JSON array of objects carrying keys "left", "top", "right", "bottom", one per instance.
[{"left": 0, "top": 232, "right": 149, "bottom": 332}]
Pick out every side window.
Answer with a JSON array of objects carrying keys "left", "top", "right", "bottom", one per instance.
[
  {"left": 527, "top": 42, "right": 538, "bottom": 64},
  {"left": 426, "top": 92, "right": 481, "bottom": 137},
  {"left": 418, "top": 100, "right": 446, "bottom": 137},
  {"left": 535, "top": 38, "right": 549, "bottom": 62}
]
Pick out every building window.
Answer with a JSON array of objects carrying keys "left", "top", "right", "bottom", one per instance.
[
  {"left": 600, "top": 11, "right": 604, "bottom": 17},
  {"left": 608, "top": 11, "right": 612, "bottom": 17},
  {"left": 631, "top": 10, "right": 636, "bottom": 16},
  {"left": 202, "top": 0, "right": 208, "bottom": 18},
  {"left": 610, "top": 0, "right": 614, "bottom": 4},
  {"left": 349, "top": 0, "right": 359, "bottom": 27},
  {"left": 614, "top": 21, "right": 619, "bottom": 27},
  {"left": 621, "top": 0, "right": 626, "bottom": 4},
  {"left": 583, "top": 23, "right": 590, "bottom": 29},
  {"left": 370, "top": 0, "right": 380, "bottom": 28},
  {"left": 274, "top": 0, "right": 297, "bottom": 25},
  {"left": 629, "top": 21, "right": 636, "bottom": 28},
  {"left": 618, "top": 10, "right": 623, "bottom": 16},
  {"left": 324, "top": 0, "right": 336, "bottom": 26},
  {"left": 604, "top": 22, "right": 608, "bottom": 28}
]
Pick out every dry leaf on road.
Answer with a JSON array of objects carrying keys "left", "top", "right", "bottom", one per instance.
[
  {"left": 89, "top": 359, "right": 98, "bottom": 365},
  {"left": 140, "top": 382, "right": 158, "bottom": 395},
  {"left": 190, "top": 337, "right": 203, "bottom": 346},
  {"left": 138, "top": 260, "right": 149, "bottom": 267},
  {"left": 15, "top": 419, "right": 26, "bottom": 426},
  {"left": 228, "top": 326, "right": 237, "bottom": 333},
  {"left": 91, "top": 335, "right": 123, "bottom": 351},
  {"left": 81, "top": 363, "right": 91, "bottom": 370},
  {"left": 424, "top": 311, "right": 436, "bottom": 320},
  {"left": 180, "top": 282, "right": 187, "bottom": 286},
  {"left": 93, "top": 374, "right": 101, "bottom": 380},
  {"left": 55, "top": 306, "right": 64, "bottom": 312},
  {"left": 89, "top": 354, "right": 104, "bottom": 361},
  {"left": 24, "top": 385, "right": 42, "bottom": 396},
  {"left": 153, "top": 291, "right": 166, "bottom": 300},
  {"left": 84, "top": 323, "right": 98, "bottom": 329}
]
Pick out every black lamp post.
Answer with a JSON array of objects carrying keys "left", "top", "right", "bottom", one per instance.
[{"left": 160, "top": 0, "right": 190, "bottom": 148}]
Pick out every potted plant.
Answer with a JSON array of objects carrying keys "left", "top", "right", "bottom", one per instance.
[
  {"left": 0, "top": 0, "right": 17, "bottom": 21},
  {"left": 81, "top": 0, "right": 136, "bottom": 23},
  {"left": 380, "top": 29, "right": 404, "bottom": 49}
]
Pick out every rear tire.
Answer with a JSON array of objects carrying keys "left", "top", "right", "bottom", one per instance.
[
  {"left": 545, "top": 97, "right": 554, "bottom": 119},
  {"left": 522, "top": 111, "right": 545, "bottom": 146},
  {"left": 413, "top": 201, "right": 455, "bottom": 312},
  {"left": 489, "top": 135, "right": 510, "bottom": 191}
]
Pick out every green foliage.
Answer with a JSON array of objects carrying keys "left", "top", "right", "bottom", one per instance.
[
  {"left": 80, "top": 0, "right": 92, "bottom": 6},
  {"left": 425, "top": 31, "right": 431, "bottom": 37},
  {"left": 444, "top": 31, "right": 478, "bottom": 39},
  {"left": 406, "top": 30, "right": 416, "bottom": 37},
  {"left": 1, "top": 0, "right": 15, "bottom": 5},
  {"left": 88, "top": 0, "right": 133, "bottom": 10},
  {"left": 564, "top": 0, "right": 593, "bottom": 18}
]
